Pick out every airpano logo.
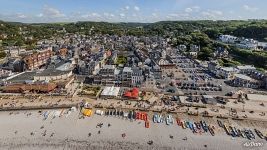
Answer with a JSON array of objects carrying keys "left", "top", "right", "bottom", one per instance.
[{"left": 243, "top": 141, "right": 264, "bottom": 148}]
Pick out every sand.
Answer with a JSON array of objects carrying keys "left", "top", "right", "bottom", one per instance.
[{"left": 0, "top": 109, "right": 266, "bottom": 150}]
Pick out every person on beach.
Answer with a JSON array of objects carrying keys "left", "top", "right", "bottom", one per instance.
[{"left": 88, "top": 133, "right": 91, "bottom": 137}]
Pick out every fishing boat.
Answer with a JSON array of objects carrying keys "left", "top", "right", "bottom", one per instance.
[
  {"left": 104, "top": 110, "right": 108, "bottom": 116},
  {"left": 181, "top": 121, "right": 186, "bottom": 129},
  {"left": 240, "top": 130, "right": 246, "bottom": 138},
  {"left": 208, "top": 126, "right": 215, "bottom": 136},
  {"left": 176, "top": 118, "right": 181, "bottom": 126},
  {"left": 190, "top": 122, "right": 195, "bottom": 132},
  {"left": 224, "top": 124, "right": 230, "bottom": 135},
  {"left": 120, "top": 110, "right": 124, "bottom": 117},
  {"left": 229, "top": 126, "right": 237, "bottom": 137},
  {"left": 192, "top": 123, "right": 198, "bottom": 133},
  {"left": 195, "top": 122, "right": 201, "bottom": 130},
  {"left": 153, "top": 114, "right": 158, "bottom": 123},
  {"left": 112, "top": 109, "right": 116, "bottom": 116},
  {"left": 116, "top": 110, "right": 120, "bottom": 116},
  {"left": 217, "top": 120, "right": 223, "bottom": 128},
  {"left": 254, "top": 129, "right": 264, "bottom": 139},
  {"left": 145, "top": 121, "right": 150, "bottom": 128},
  {"left": 233, "top": 127, "right": 239, "bottom": 137},
  {"left": 200, "top": 121, "right": 208, "bottom": 132},
  {"left": 128, "top": 111, "right": 133, "bottom": 119},
  {"left": 133, "top": 111, "right": 136, "bottom": 120},
  {"left": 248, "top": 129, "right": 255, "bottom": 139},
  {"left": 157, "top": 115, "right": 162, "bottom": 123}
]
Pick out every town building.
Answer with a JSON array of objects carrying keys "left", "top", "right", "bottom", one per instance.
[
  {"left": 131, "top": 67, "right": 143, "bottom": 87},
  {"left": 236, "top": 65, "right": 256, "bottom": 74},
  {"left": 122, "top": 67, "right": 132, "bottom": 87},
  {"left": 24, "top": 49, "right": 52, "bottom": 70},
  {"left": 230, "top": 74, "right": 264, "bottom": 89}
]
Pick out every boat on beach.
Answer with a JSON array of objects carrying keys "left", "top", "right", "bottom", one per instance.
[{"left": 208, "top": 126, "right": 215, "bottom": 136}]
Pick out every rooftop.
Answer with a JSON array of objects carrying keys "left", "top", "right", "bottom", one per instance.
[
  {"left": 101, "top": 86, "right": 120, "bottom": 96},
  {"left": 35, "top": 68, "right": 71, "bottom": 77},
  {"left": 6, "top": 71, "right": 36, "bottom": 83},
  {"left": 236, "top": 65, "right": 256, "bottom": 70},
  {"left": 234, "top": 74, "right": 252, "bottom": 81},
  {"left": 123, "top": 67, "right": 132, "bottom": 73}
]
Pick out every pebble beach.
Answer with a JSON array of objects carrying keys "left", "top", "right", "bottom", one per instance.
[{"left": 0, "top": 109, "right": 266, "bottom": 150}]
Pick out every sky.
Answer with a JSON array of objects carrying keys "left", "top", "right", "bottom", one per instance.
[{"left": 0, "top": 0, "right": 266, "bottom": 23}]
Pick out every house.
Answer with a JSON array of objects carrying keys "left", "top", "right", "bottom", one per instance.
[
  {"left": 131, "top": 67, "right": 143, "bottom": 87},
  {"left": 122, "top": 67, "right": 132, "bottom": 87},
  {"left": 230, "top": 74, "right": 264, "bottom": 89},
  {"left": 219, "top": 35, "right": 237, "bottom": 44},
  {"left": 217, "top": 67, "right": 238, "bottom": 79},
  {"left": 208, "top": 61, "right": 220, "bottom": 75},
  {"left": 94, "top": 65, "right": 116, "bottom": 86},
  {"left": 236, "top": 65, "right": 256, "bottom": 74},
  {"left": 188, "top": 52, "right": 198, "bottom": 58},
  {"left": 213, "top": 47, "right": 229, "bottom": 58},
  {"left": 24, "top": 49, "right": 53, "bottom": 70},
  {"left": 237, "top": 38, "right": 258, "bottom": 50}
]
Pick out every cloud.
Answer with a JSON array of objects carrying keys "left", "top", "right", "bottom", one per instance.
[
  {"left": 16, "top": 13, "right": 27, "bottom": 19},
  {"left": 37, "top": 13, "right": 43, "bottom": 17},
  {"left": 185, "top": 6, "right": 200, "bottom": 13},
  {"left": 103, "top": 13, "right": 114, "bottom": 18},
  {"left": 42, "top": 5, "right": 65, "bottom": 18},
  {"left": 201, "top": 10, "right": 223, "bottom": 19},
  {"left": 119, "top": 13, "right": 125, "bottom": 18},
  {"left": 134, "top": 6, "right": 140, "bottom": 11},
  {"left": 243, "top": 5, "right": 258, "bottom": 12},
  {"left": 185, "top": 8, "right": 193, "bottom": 13},
  {"left": 152, "top": 13, "right": 158, "bottom": 17}
]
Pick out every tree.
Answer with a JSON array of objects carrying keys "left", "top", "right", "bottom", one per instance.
[
  {"left": 197, "top": 47, "right": 213, "bottom": 60},
  {"left": 0, "top": 51, "right": 6, "bottom": 58}
]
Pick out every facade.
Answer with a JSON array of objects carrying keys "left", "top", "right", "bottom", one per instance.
[
  {"left": 219, "top": 35, "right": 237, "bottom": 43},
  {"left": 3, "top": 82, "right": 57, "bottom": 93},
  {"left": 24, "top": 49, "right": 52, "bottom": 70},
  {"left": 94, "top": 65, "right": 116, "bottom": 86},
  {"left": 131, "top": 67, "right": 143, "bottom": 87},
  {"left": 216, "top": 67, "right": 238, "bottom": 79},
  {"left": 230, "top": 74, "right": 264, "bottom": 89},
  {"left": 122, "top": 67, "right": 132, "bottom": 87},
  {"left": 236, "top": 65, "right": 256, "bottom": 74},
  {"left": 208, "top": 61, "right": 220, "bottom": 75},
  {"left": 34, "top": 69, "right": 72, "bottom": 81}
]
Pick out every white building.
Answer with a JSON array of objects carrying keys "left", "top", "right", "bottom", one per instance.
[
  {"left": 219, "top": 35, "right": 237, "bottom": 44},
  {"left": 217, "top": 67, "right": 239, "bottom": 79},
  {"left": 236, "top": 65, "right": 256, "bottom": 74},
  {"left": 101, "top": 86, "right": 121, "bottom": 98}
]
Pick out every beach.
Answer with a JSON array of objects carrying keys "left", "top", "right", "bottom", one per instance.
[{"left": 0, "top": 109, "right": 266, "bottom": 150}]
